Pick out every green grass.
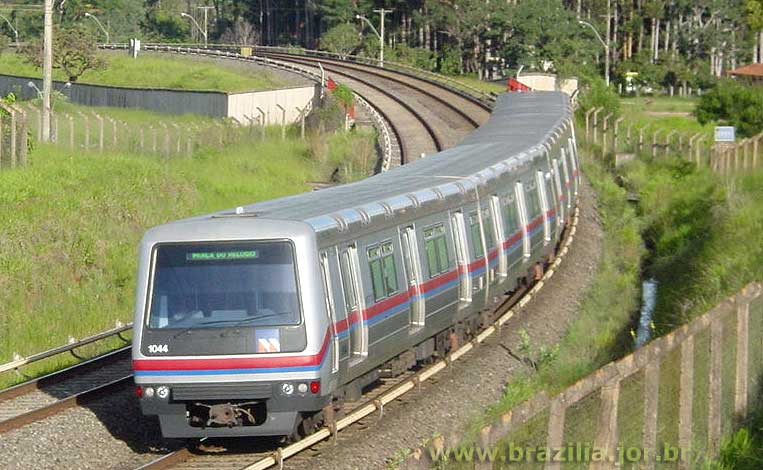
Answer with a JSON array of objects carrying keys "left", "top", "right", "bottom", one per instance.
[
  {"left": 620, "top": 96, "right": 715, "bottom": 135},
  {"left": 0, "top": 127, "right": 376, "bottom": 388},
  {"left": 446, "top": 74, "right": 505, "bottom": 95},
  {"left": 0, "top": 51, "right": 296, "bottom": 92}
]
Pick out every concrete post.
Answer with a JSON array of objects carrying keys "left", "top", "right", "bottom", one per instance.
[
  {"left": 67, "top": 114, "right": 74, "bottom": 151},
  {"left": 256, "top": 107, "right": 266, "bottom": 141},
  {"left": 613, "top": 117, "right": 624, "bottom": 152},
  {"left": 735, "top": 294, "right": 750, "bottom": 421},
  {"left": 9, "top": 108, "right": 16, "bottom": 167},
  {"left": 276, "top": 104, "right": 286, "bottom": 141},
  {"left": 91, "top": 112, "right": 104, "bottom": 153},
  {"left": 643, "top": 361, "right": 660, "bottom": 469},
  {"left": 585, "top": 108, "right": 596, "bottom": 141},
  {"left": 678, "top": 335, "right": 695, "bottom": 470},
  {"left": 708, "top": 316, "right": 723, "bottom": 455},
  {"left": 545, "top": 397, "right": 566, "bottom": 470},
  {"left": 592, "top": 108, "right": 604, "bottom": 144},
  {"left": 591, "top": 381, "right": 621, "bottom": 469}
]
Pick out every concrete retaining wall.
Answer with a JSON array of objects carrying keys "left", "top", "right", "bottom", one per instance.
[{"left": 0, "top": 74, "right": 318, "bottom": 124}]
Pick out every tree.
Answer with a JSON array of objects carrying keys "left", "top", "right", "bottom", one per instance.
[
  {"left": 748, "top": 0, "right": 763, "bottom": 62},
  {"left": 20, "top": 25, "right": 106, "bottom": 82},
  {"left": 220, "top": 18, "right": 260, "bottom": 45},
  {"left": 320, "top": 23, "right": 360, "bottom": 57},
  {"left": 696, "top": 79, "right": 763, "bottom": 137}
]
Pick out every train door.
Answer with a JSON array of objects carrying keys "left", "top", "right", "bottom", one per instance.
[
  {"left": 450, "top": 211, "right": 472, "bottom": 302},
  {"left": 567, "top": 138, "right": 580, "bottom": 195},
  {"left": 400, "top": 226, "right": 425, "bottom": 329},
  {"left": 535, "top": 171, "right": 551, "bottom": 245},
  {"left": 339, "top": 245, "right": 367, "bottom": 363},
  {"left": 489, "top": 195, "right": 507, "bottom": 278},
  {"left": 319, "top": 251, "right": 340, "bottom": 373},
  {"left": 552, "top": 158, "right": 565, "bottom": 229},
  {"left": 560, "top": 148, "right": 572, "bottom": 211},
  {"left": 515, "top": 182, "right": 531, "bottom": 260}
]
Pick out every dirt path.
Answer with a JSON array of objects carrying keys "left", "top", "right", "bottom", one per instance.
[{"left": 286, "top": 178, "right": 604, "bottom": 470}]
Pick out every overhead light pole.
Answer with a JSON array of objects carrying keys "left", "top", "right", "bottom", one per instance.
[
  {"left": 181, "top": 12, "right": 208, "bottom": 47},
  {"left": 197, "top": 6, "right": 214, "bottom": 48},
  {"left": 41, "top": 0, "right": 53, "bottom": 142},
  {"left": 579, "top": 20, "right": 609, "bottom": 86},
  {"left": 0, "top": 14, "right": 19, "bottom": 43},
  {"left": 84, "top": 12, "right": 109, "bottom": 44},
  {"left": 356, "top": 8, "right": 393, "bottom": 67}
]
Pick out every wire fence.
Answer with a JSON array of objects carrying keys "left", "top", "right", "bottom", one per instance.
[
  {"left": 582, "top": 106, "right": 763, "bottom": 175},
  {"left": 403, "top": 282, "right": 763, "bottom": 469}
]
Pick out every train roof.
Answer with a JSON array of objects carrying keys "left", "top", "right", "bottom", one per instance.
[{"left": 177, "top": 91, "right": 572, "bottom": 233}]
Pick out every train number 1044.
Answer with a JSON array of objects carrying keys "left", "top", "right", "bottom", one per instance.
[{"left": 148, "top": 344, "right": 169, "bottom": 353}]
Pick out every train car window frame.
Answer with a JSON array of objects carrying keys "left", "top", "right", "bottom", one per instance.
[
  {"left": 367, "top": 241, "right": 399, "bottom": 302},
  {"left": 525, "top": 180, "right": 542, "bottom": 219},
  {"left": 423, "top": 223, "right": 450, "bottom": 278},
  {"left": 482, "top": 207, "right": 496, "bottom": 250}
]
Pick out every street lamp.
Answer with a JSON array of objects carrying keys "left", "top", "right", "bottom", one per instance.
[
  {"left": 356, "top": 9, "right": 392, "bottom": 67},
  {"left": 578, "top": 20, "right": 609, "bottom": 86},
  {"left": 28, "top": 80, "right": 71, "bottom": 107},
  {"left": 84, "top": 12, "right": 109, "bottom": 44},
  {"left": 0, "top": 14, "right": 19, "bottom": 43},
  {"left": 181, "top": 12, "right": 207, "bottom": 47}
]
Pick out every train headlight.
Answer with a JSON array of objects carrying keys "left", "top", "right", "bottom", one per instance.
[
  {"left": 156, "top": 385, "right": 170, "bottom": 400},
  {"left": 297, "top": 383, "right": 308, "bottom": 394},
  {"left": 281, "top": 383, "right": 295, "bottom": 395},
  {"left": 144, "top": 387, "right": 155, "bottom": 398}
]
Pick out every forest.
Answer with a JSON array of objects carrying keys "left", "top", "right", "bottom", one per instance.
[{"left": 1, "top": 1, "right": 762, "bottom": 90}]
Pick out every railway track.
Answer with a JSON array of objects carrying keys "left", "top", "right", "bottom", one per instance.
[
  {"left": 0, "top": 347, "right": 132, "bottom": 434},
  {"left": 136, "top": 206, "right": 580, "bottom": 470}
]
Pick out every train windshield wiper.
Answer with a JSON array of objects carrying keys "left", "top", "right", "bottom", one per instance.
[{"left": 171, "top": 312, "right": 290, "bottom": 338}]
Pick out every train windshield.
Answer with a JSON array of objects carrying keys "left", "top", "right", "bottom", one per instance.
[{"left": 147, "top": 241, "right": 301, "bottom": 329}]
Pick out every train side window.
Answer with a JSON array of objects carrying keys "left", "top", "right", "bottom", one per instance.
[
  {"left": 525, "top": 181, "right": 541, "bottom": 218},
  {"left": 482, "top": 208, "right": 496, "bottom": 250},
  {"left": 503, "top": 194, "right": 520, "bottom": 235},
  {"left": 367, "top": 241, "right": 399, "bottom": 302},
  {"left": 423, "top": 224, "right": 449, "bottom": 278},
  {"left": 468, "top": 211, "right": 485, "bottom": 258}
]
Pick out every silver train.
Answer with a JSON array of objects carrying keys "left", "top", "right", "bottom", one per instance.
[{"left": 132, "top": 91, "right": 578, "bottom": 438}]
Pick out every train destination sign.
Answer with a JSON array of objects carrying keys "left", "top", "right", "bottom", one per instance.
[{"left": 186, "top": 251, "right": 259, "bottom": 261}]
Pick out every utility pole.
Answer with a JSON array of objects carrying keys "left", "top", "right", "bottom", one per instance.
[
  {"left": 197, "top": 6, "right": 214, "bottom": 47},
  {"left": 374, "top": 8, "right": 392, "bottom": 66},
  {"left": 42, "top": 0, "right": 53, "bottom": 142}
]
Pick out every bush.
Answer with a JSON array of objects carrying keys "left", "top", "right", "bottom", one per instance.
[
  {"left": 577, "top": 75, "right": 620, "bottom": 118},
  {"left": 696, "top": 79, "right": 763, "bottom": 137}
]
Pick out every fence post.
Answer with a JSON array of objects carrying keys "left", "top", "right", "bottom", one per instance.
[
  {"left": 16, "top": 106, "right": 28, "bottom": 167},
  {"left": 708, "top": 315, "right": 723, "bottom": 455},
  {"left": 109, "top": 117, "right": 118, "bottom": 148},
  {"left": 642, "top": 360, "right": 660, "bottom": 469},
  {"left": 66, "top": 114, "right": 74, "bottom": 150},
  {"left": 754, "top": 134, "right": 761, "bottom": 169},
  {"left": 602, "top": 113, "right": 613, "bottom": 154},
  {"left": 256, "top": 107, "right": 266, "bottom": 141},
  {"left": 651, "top": 129, "right": 661, "bottom": 159},
  {"left": 678, "top": 335, "right": 695, "bottom": 470},
  {"left": 665, "top": 130, "right": 677, "bottom": 156},
  {"left": 545, "top": 397, "right": 566, "bottom": 470},
  {"left": 638, "top": 125, "right": 647, "bottom": 155},
  {"left": 171, "top": 123, "right": 181, "bottom": 155},
  {"left": 592, "top": 108, "right": 603, "bottom": 145},
  {"left": 9, "top": 107, "right": 17, "bottom": 167},
  {"left": 613, "top": 117, "right": 624, "bottom": 153},
  {"left": 77, "top": 112, "right": 90, "bottom": 151},
  {"left": 276, "top": 104, "right": 286, "bottom": 141},
  {"left": 585, "top": 107, "right": 596, "bottom": 141},
  {"left": 735, "top": 293, "right": 751, "bottom": 422},
  {"left": 592, "top": 380, "right": 621, "bottom": 469},
  {"left": 296, "top": 106, "right": 307, "bottom": 139},
  {"left": 92, "top": 112, "right": 104, "bottom": 153},
  {"left": 151, "top": 126, "right": 157, "bottom": 154}
]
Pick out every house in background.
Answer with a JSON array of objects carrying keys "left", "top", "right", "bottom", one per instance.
[{"left": 728, "top": 63, "right": 763, "bottom": 86}]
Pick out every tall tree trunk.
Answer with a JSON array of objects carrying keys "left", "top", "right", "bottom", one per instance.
[
  {"left": 613, "top": 0, "right": 619, "bottom": 64},
  {"left": 654, "top": 18, "right": 660, "bottom": 62},
  {"left": 664, "top": 19, "right": 670, "bottom": 54},
  {"left": 650, "top": 17, "right": 656, "bottom": 63},
  {"left": 759, "top": 31, "right": 763, "bottom": 63},
  {"left": 576, "top": 0, "right": 581, "bottom": 19}
]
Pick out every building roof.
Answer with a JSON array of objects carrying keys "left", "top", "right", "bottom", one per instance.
[{"left": 729, "top": 63, "right": 763, "bottom": 77}]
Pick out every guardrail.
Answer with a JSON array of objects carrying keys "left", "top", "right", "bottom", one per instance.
[
  {"left": 101, "top": 43, "right": 395, "bottom": 172},
  {"left": 0, "top": 322, "right": 132, "bottom": 375},
  {"left": 108, "top": 42, "right": 497, "bottom": 110}
]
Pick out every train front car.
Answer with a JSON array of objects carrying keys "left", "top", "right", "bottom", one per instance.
[{"left": 131, "top": 216, "right": 333, "bottom": 438}]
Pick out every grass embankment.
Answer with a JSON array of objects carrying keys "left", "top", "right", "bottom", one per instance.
[
  {"left": 620, "top": 96, "right": 714, "bottom": 135},
  {"left": 0, "top": 51, "right": 296, "bottom": 92},
  {"left": 446, "top": 74, "right": 506, "bottom": 95},
  {"left": 451, "top": 151, "right": 645, "bottom": 452},
  {"left": 0, "top": 126, "right": 376, "bottom": 388}
]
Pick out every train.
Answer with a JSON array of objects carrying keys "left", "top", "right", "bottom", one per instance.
[{"left": 131, "top": 91, "right": 578, "bottom": 439}]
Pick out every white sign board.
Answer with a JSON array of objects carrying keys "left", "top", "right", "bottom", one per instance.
[{"left": 715, "top": 126, "right": 736, "bottom": 142}]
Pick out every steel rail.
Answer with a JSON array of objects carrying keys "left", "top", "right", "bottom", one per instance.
[
  {"left": 0, "top": 375, "right": 133, "bottom": 434},
  {"left": 261, "top": 52, "right": 483, "bottom": 129}
]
